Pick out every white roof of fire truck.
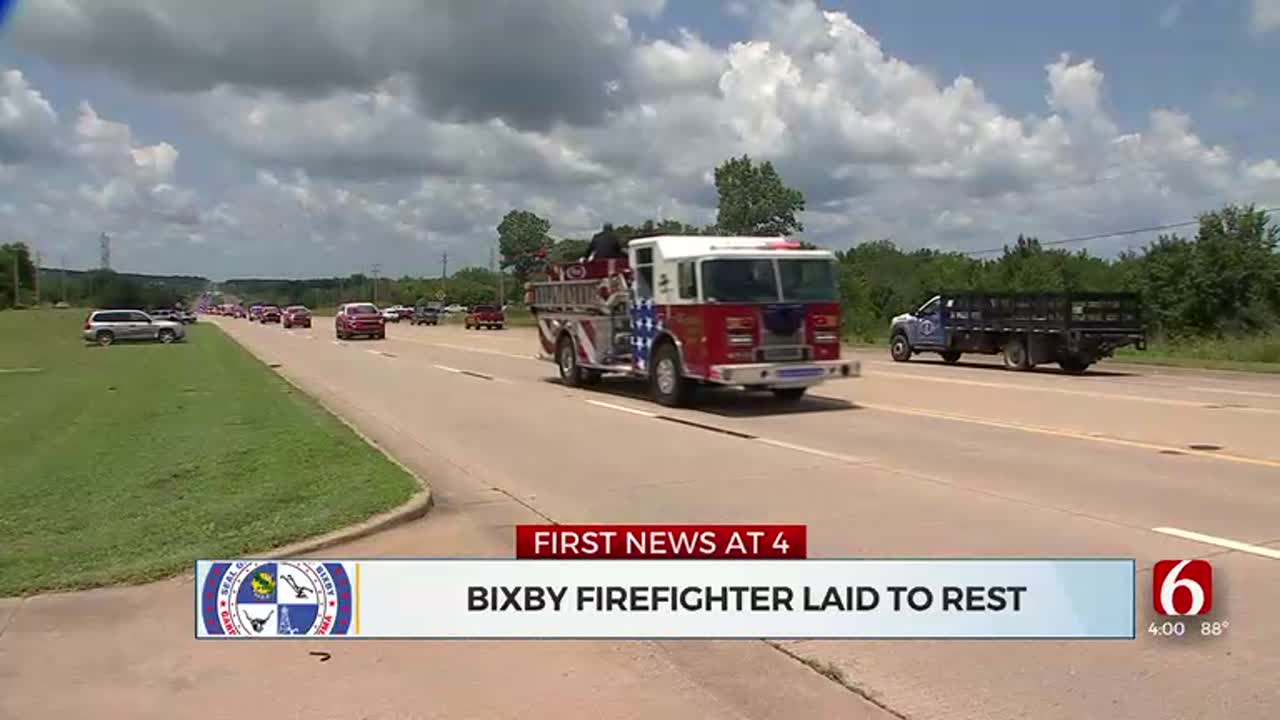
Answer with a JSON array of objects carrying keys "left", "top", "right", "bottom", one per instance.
[{"left": 629, "top": 235, "right": 836, "bottom": 261}]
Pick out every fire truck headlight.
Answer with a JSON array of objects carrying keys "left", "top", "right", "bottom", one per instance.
[
  {"left": 814, "top": 331, "right": 839, "bottom": 344},
  {"left": 728, "top": 335, "right": 754, "bottom": 346}
]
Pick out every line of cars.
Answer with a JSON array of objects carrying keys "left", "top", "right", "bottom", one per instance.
[
  {"left": 234, "top": 299, "right": 506, "bottom": 341},
  {"left": 243, "top": 304, "right": 312, "bottom": 328}
]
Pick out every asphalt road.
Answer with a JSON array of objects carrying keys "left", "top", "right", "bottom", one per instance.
[{"left": 4, "top": 315, "right": 1278, "bottom": 719}]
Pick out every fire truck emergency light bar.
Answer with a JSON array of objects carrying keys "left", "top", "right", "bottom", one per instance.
[{"left": 197, "top": 525, "right": 1136, "bottom": 640}]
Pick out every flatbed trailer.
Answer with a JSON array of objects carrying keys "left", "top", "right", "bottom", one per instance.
[{"left": 889, "top": 291, "right": 1146, "bottom": 373}]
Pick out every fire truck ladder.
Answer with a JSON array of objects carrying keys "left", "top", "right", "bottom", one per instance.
[{"left": 530, "top": 280, "right": 634, "bottom": 365}]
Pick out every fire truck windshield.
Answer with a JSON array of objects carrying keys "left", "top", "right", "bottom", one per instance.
[
  {"left": 778, "top": 258, "right": 838, "bottom": 302},
  {"left": 702, "top": 258, "right": 838, "bottom": 303},
  {"left": 702, "top": 259, "right": 779, "bottom": 302}
]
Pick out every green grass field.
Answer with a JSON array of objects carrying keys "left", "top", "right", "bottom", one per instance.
[{"left": 0, "top": 309, "right": 418, "bottom": 596}]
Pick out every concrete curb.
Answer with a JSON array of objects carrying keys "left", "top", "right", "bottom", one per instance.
[
  {"left": 0, "top": 323, "right": 435, "bottom": 601},
  {"left": 220, "top": 320, "right": 434, "bottom": 559}
]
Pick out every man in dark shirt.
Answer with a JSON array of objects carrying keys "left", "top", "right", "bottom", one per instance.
[{"left": 582, "top": 223, "right": 625, "bottom": 261}]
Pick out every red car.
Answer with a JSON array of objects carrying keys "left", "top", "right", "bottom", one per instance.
[
  {"left": 282, "top": 305, "right": 312, "bottom": 329},
  {"left": 464, "top": 304, "right": 505, "bottom": 330},
  {"left": 335, "top": 302, "right": 385, "bottom": 340},
  {"left": 260, "top": 305, "right": 282, "bottom": 323}
]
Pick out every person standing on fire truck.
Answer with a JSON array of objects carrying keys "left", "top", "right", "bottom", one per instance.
[{"left": 582, "top": 223, "right": 625, "bottom": 261}]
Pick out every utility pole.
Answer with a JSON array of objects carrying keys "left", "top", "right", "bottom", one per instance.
[
  {"left": 60, "top": 255, "right": 67, "bottom": 303},
  {"left": 441, "top": 251, "right": 449, "bottom": 303},
  {"left": 495, "top": 244, "right": 505, "bottom": 306},
  {"left": 489, "top": 247, "right": 497, "bottom": 304},
  {"left": 33, "top": 250, "right": 41, "bottom": 305},
  {"left": 371, "top": 264, "right": 381, "bottom": 305},
  {"left": 100, "top": 232, "right": 111, "bottom": 271}
]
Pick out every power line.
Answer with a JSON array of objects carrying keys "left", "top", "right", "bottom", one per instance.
[{"left": 962, "top": 205, "right": 1280, "bottom": 256}]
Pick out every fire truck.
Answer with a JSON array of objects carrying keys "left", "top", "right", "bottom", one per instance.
[{"left": 526, "top": 235, "right": 861, "bottom": 407}]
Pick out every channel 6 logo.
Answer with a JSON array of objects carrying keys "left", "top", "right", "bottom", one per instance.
[{"left": 1153, "top": 559, "right": 1213, "bottom": 615}]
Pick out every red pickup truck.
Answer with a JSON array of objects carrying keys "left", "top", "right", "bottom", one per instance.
[{"left": 464, "top": 304, "right": 505, "bottom": 330}]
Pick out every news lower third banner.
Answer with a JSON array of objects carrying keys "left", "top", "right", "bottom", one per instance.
[{"left": 196, "top": 559, "right": 1135, "bottom": 639}]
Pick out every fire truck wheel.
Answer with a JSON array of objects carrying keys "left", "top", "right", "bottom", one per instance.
[
  {"left": 771, "top": 387, "right": 807, "bottom": 402},
  {"left": 651, "top": 342, "right": 691, "bottom": 407},
  {"left": 556, "top": 335, "right": 584, "bottom": 387},
  {"left": 890, "top": 333, "right": 912, "bottom": 362}
]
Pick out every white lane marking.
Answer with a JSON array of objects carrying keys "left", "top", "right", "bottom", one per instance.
[
  {"left": 585, "top": 399, "right": 869, "bottom": 463},
  {"left": 394, "top": 336, "right": 535, "bottom": 360},
  {"left": 1151, "top": 527, "right": 1280, "bottom": 560},
  {"left": 0, "top": 367, "right": 43, "bottom": 374},
  {"left": 331, "top": 340, "right": 346, "bottom": 347},
  {"left": 366, "top": 349, "right": 383, "bottom": 356},
  {"left": 1186, "top": 386, "right": 1280, "bottom": 400},
  {"left": 585, "top": 399, "right": 659, "bottom": 418},
  {"left": 851, "top": 400, "right": 1280, "bottom": 469},
  {"left": 869, "top": 369, "right": 1279, "bottom": 413},
  {"left": 756, "top": 438, "right": 867, "bottom": 465},
  {"left": 433, "top": 364, "right": 463, "bottom": 374}
]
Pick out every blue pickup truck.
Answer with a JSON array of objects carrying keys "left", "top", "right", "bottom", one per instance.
[{"left": 889, "top": 291, "right": 1146, "bottom": 373}]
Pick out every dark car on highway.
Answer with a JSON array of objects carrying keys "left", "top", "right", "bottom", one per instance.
[
  {"left": 335, "top": 302, "right": 385, "bottom": 340},
  {"left": 260, "top": 305, "right": 282, "bottom": 323},
  {"left": 283, "top": 305, "right": 312, "bottom": 329},
  {"left": 414, "top": 302, "right": 441, "bottom": 326}
]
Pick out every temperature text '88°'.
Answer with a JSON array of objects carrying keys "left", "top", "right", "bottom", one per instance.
[{"left": 1147, "top": 621, "right": 1230, "bottom": 638}]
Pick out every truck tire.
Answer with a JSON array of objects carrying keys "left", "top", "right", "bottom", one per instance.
[
  {"left": 1003, "top": 337, "right": 1033, "bottom": 371},
  {"left": 772, "top": 387, "right": 807, "bottom": 402},
  {"left": 1058, "top": 354, "right": 1092, "bottom": 374},
  {"left": 557, "top": 335, "right": 586, "bottom": 388},
  {"left": 890, "top": 333, "right": 912, "bottom": 362},
  {"left": 940, "top": 350, "right": 962, "bottom": 364},
  {"left": 651, "top": 341, "right": 692, "bottom": 407}
]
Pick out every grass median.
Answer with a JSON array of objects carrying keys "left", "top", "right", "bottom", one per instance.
[{"left": 0, "top": 309, "right": 418, "bottom": 597}]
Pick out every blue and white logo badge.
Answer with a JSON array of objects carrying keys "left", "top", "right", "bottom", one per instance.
[{"left": 198, "top": 561, "right": 355, "bottom": 637}]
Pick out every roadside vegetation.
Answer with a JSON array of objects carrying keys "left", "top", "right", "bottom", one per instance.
[
  {"left": 0, "top": 310, "right": 417, "bottom": 596},
  {"left": 9, "top": 154, "right": 1277, "bottom": 372}
]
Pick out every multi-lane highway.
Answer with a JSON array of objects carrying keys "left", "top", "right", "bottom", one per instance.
[{"left": 5, "top": 315, "right": 1278, "bottom": 719}]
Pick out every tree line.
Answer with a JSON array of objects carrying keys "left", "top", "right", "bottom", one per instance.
[
  {"left": 8, "top": 154, "right": 1277, "bottom": 347},
  {"left": 497, "top": 156, "right": 1279, "bottom": 342}
]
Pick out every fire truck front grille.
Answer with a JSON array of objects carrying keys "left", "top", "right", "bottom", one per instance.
[
  {"left": 761, "top": 328, "right": 802, "bottom": 346},
  {"left": 757, "top": 329, "right": 808, "bottom": 362}
]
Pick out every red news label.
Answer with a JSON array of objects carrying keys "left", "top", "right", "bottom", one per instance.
[
  {"left": 1153, "top": 559, "right": 1213, "bottom": 616},
  {"left": 515, "top": 524, "right": 807, "bottom": 559}
]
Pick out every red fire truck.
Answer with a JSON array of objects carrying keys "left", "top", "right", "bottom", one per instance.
[{"left": 526, "top": 235, "right": 861, "bottom": 407}]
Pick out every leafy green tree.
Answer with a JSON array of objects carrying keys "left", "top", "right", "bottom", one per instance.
[
  {"left": 0, "top": 242, "right": 36, "bottom": 306},
  {"left": 498, "top": 210, "right": 552, "bottom": 286},
  {"left": 550, "top": 238, "right": 590, "bottom": 262},
  {"left": 713, "top": 155, "right": 806, "bottom": 236}
]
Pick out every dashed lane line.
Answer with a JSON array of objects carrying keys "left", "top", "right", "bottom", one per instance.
[
  {"left": 869, "top": 369, "right": 1280, "bottom": 414},
  {"left": 844, "top": 400, "right": 1280, "bottom": 469},
  {"left": 582, "top": 397, "right": 1280, "bottom": 560},
  {"left": 1151, "top": 527, "right": 1280, "bottom": 560}
]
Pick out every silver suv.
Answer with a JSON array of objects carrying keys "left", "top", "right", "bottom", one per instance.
[{"left": 83, "top": 309, "right": 187, "bottom": 346}]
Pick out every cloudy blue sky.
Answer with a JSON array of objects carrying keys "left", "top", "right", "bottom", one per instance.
[{"left": 1, "top": 0, "right": 1278, "bottom": 279}]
